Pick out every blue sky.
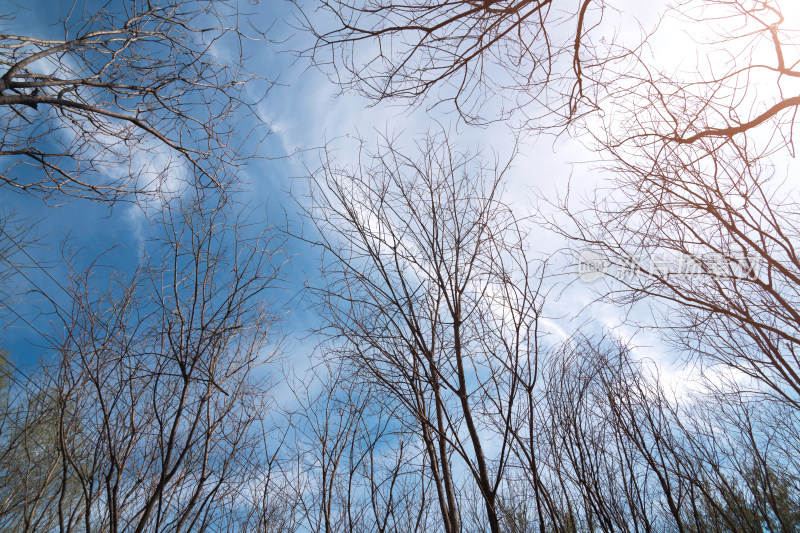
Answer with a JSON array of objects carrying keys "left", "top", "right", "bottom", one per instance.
[
  {"left": 3, "top": 5, "right": 800, "bottom": 531},
  {"left": 0, "top": 0, "right": 529, "bottom": 369},
  {"left": 0, "top": 0, "right": 731, "bottom": 390}
]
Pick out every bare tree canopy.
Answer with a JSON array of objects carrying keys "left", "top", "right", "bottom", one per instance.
[
  {"left": 2, "top": 1, "right": 800, "bottom": 532},
  {"left": 291, "top": 129, "right": 800, "bottom": 532},
  {"left": 556, "top": 125, "right": 800, "bottom": 410},
  {"left": 297, "top": 0, "right": 800, "bottom": 145},
  {"left": 301, "top": 131, "right": 547, "bottom": 533},
  {"left": 552, "top": 0, "right": 800, "bottom": 410},
  {"left": 598, "top": 0, "right": 800, "bottom": 157},
  {"left": 0, "top": 0, "right": 271, "bottom": 203},
  {"left": 295, "top": 0, "right": 619, "bottom": 125},
  {"left": 0, "top": 192, "right": 290, "bottom": 532}
]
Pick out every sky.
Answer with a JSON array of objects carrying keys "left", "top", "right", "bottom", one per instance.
[
  {"left": 1, "top": 0, "right": 526, "bottom": 370},
  {"left": 0, "top": 0, "right": 667, "bottom": 370},
  {"left": 3, "top": 0, "right": 789, "bottom": 395}
]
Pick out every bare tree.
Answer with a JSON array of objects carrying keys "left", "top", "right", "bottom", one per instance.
[
  {"left": 0, "top": 0, "right": 272, "bottom": 203},
  {"left": 294, "top": 0, "right": 628, "bottom": 126},
  {"left": 288, "top": 2, "right": 800, "bottom": 530},
  {"left": 297, "top": 0, "right": 800, "bottom": 146},
  {"left": 545, "top": 0, "right": 800, "bottom": 413},
  {"left": 537, "top": 334, "right": 800, "bottom": 532},
  {"left": 600, "top": 0, "right": 800, "bottom": 153},
  {"left": 558, "top": 110, "right": 800, "bottom": 411},
  {"left": 0, "top": 190, "right": 289, "bottom": 532},
  {"left": 523, "top": 1, "right": 800, "bottom": 528},
  {"left": 0, "top": 355, "right": 87, "bottom": 533},
  {"left": 288, "top": 359, "right": 432, "bottom": 533},
  {"left": 301, "top": 131, "right": 545, "bottom": 533}
]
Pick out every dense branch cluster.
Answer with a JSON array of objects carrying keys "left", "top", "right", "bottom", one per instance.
[
  {"left": 1, "top": 0, "right": 800, "bottom": 531},
  {"left": 291, "top": 134, "right": 800, "bottom": 532},
  {"left": 0, "top": 1, "right": 269, "bottom": 202},
  {"left": 296, "top": 0, "right": 615, "bottom": 125}
]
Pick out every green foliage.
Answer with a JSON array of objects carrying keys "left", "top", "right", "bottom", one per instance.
[
  {"left": 685, "top": 466, "right": 800, "bottom": 533},
  {"left": 0, "top": 356, "right": 87, "bottom": 532}
]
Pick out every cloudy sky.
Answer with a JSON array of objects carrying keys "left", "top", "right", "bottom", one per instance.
[
  {"left": 0, "top": 0, "right": 669, "bottom": 370},
  {"left": 4, "top": 0, "right": 791, "bottom": 392}
]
